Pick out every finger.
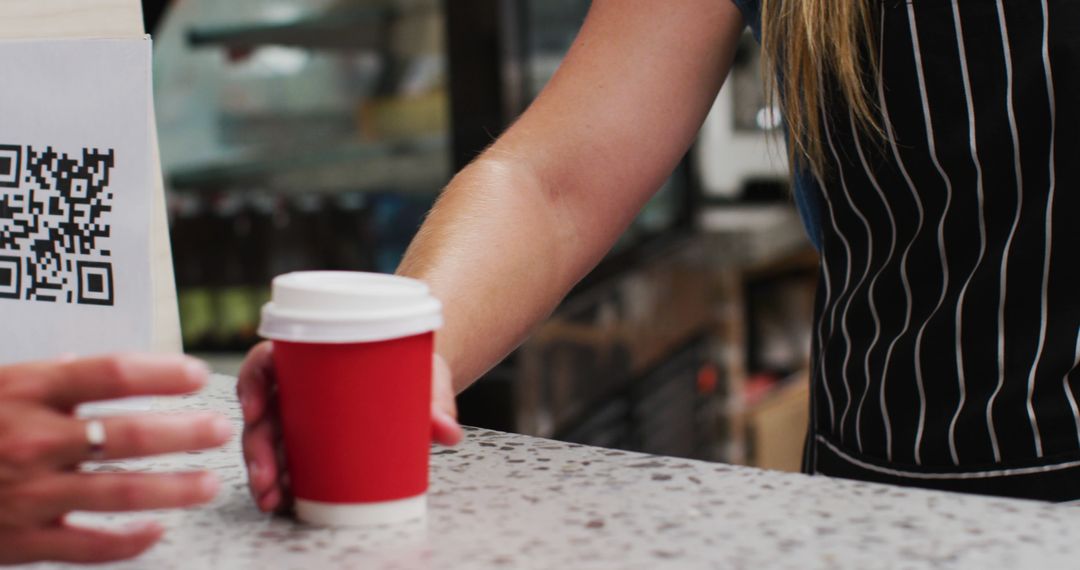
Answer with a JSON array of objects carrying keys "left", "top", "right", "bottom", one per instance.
[
  {"left": 237, "top": 342, "right": 275, "bottom": 425},
  {"left": 257, "top": 485, "right": 283, "bottom": 513},
  {"left": 242, "top": 415, "right": 281, "bottom": 499},
  {"left": 432, "top": 354, "right": 458, "bottom": 420},
  {"left": 431, "top": 354, "right": 462, "bottom": 446},
  {"left": 432, "top": 407, "right": 463, "bottom": 447},
  {"left": 253, "top": 426, "right": 290, "bottom": 513},
  {"left": 0, "top": 402, "right": 76, "bottom": 479},
  {"left": 257, "top": 486, "right": 296, "bottom": 515},
  {"left": 52, "top": 412, "right": 232, "bottom": 466},
  {"left": 3, "top": 353, "right": 210, "bottom": 409},
  {"left": 0, "top": 521, "right": 164, "bottom": 564},
  {"left": 10, "top": 471, "right": 220, "bottom": 523}
]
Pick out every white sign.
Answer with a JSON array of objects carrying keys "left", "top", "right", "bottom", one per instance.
[{"left": 0, "top": 38, "right": 155, "bottom": 363}]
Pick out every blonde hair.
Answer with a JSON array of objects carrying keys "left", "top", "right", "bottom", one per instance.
[{"left": 759, "top": 0, "right": 880, "bottom": 177}]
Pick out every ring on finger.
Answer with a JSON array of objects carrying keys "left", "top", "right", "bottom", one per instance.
[{"left": 84, "top": 419, "right": 107, "bottom": 461}]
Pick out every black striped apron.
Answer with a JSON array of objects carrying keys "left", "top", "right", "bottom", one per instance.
[{"left": 783, "top": 0, "right": 1080, "bottom": 501}]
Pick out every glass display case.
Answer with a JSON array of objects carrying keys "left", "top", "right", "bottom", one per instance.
[
  {"left": 154, "top": 0, "right": 699, "bottom": 355},
  {"left": 153, "top": 0, "right": 451, "bottom": 352}
]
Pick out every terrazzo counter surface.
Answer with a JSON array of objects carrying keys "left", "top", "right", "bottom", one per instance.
[{"left": 34, "top": 375, "right": 1080, "bottom": 569}]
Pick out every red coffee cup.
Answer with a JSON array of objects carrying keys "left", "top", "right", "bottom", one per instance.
[{"left": 258, "top": 271, "right": 442, "bottom": 526}]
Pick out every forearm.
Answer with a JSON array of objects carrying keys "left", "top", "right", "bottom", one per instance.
[
  {"left": 397, "top": 0, "right": 743, "bottom": 392},
  {"left": 397, "top": 155, "right": 602, "bottom": 391}
]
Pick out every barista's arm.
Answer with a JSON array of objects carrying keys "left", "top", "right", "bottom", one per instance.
[{"left": 398, "top": 0, "right": 746, "bottom": 390}]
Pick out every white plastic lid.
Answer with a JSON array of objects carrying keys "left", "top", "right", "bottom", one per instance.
[{"left": 258, "top": 271, "right": 443, "bottom": 344}]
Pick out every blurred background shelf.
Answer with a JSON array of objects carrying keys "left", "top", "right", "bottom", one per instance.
[
  {"left": 186, "top": 8, "right": 392, "bottom": 52},
  {"left": 168, "top": 136, "right": 449, "bottom": 194}
]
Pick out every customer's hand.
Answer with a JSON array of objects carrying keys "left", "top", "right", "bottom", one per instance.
[
  {"left": 238, "top": 341, "right": 462, "bottom": 513},
  {"left": 0, "top": 354, "right": 231, "bottom": 565}
]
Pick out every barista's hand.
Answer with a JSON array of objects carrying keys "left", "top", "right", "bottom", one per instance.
[
  {"left": 0, "top": 354, "right": 230, "bottom": 565},
  {"left": 237, "top": 342, "right": 462, "bottom": 513}
]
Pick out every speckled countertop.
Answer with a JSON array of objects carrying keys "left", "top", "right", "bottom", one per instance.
[{"left": 31, "top": 375, "right": 1080, "bottom": 569}]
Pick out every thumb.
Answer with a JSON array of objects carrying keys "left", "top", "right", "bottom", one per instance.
[{"left": 431, "top": 354, "right": 462, "bottom": 446}]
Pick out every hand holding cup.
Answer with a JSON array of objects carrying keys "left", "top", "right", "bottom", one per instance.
[
  {"left": 239, "top": 344, "right": 461, "bottom": 514},
  {"left": 239, "top": 272, "right": 462, "bottom": 525}
]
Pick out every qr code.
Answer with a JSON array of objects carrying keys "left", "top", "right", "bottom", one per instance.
[{"left": 0, "top": 144, "right": 115, "bottom": 306}]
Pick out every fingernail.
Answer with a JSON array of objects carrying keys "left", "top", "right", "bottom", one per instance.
[
  {"left": 259, "top": 489, "right": 280, "bottom": 513},
  {"left": 435, "top": 408, "right": 458, "bottom": 425},
  {"left": 184, "top": 359, "right": 211, "bottom": 384},
  {"left": 239, "top": 391, "right": 252, "bottom": 420},
  {"left": 200, "top": 472, "right": 221, "bottom": 498},
  {"left": 248, "top": 461, "right": 261, "bottom": 484},
  {"left": 124, "top": 520, "right": 164, "bottom": 534},
  {"left": 211, "top": 416, "right": 233, "bottom": 442}
]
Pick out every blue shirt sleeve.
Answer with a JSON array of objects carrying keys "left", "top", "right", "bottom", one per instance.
[
  {"left": 725, "top": 0, "right": 822, "bottom": 249},
  {"left": 729, "top": 0, "right": 762, "bottom": 40}
]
